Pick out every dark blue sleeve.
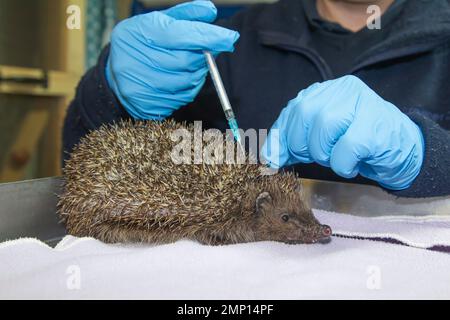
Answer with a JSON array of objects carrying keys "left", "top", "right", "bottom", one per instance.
[
  {"left": 62, "top": 46, "right": 130, "bottom": 164},
  {"left": 388, "top": 111, "right": 450, "bottom": 198}
]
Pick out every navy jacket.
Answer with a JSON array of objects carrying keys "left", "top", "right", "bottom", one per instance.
[{"left": 64, "top": 0, "right": 450, "bottom": 198}]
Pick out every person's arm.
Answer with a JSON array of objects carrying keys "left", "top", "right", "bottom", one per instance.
[{"left": 63, "top": 46, "right": 128, "bottom": 163}]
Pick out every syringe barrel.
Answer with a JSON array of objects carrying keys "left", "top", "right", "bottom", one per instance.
[{"left": 204, "top": 51, "right": 234, "bottom": 114}]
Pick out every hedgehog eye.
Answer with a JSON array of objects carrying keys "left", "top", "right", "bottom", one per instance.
[{"left": 281, "top": 214, "right": 290, "bottom": 222}]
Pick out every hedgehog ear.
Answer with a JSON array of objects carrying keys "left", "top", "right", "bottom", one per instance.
[{"left": 256, "top": 192, "right": 272, "bottom": 213}]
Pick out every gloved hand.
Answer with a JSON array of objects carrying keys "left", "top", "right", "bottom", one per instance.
[
  {"left": 106, "top": 0, "right": 240, "bottom": 120},
  {"left": 261, "top": 75, "right": 425, "bottom": 190}
]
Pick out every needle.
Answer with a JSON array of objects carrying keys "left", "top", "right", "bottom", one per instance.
[{"left": 204, "top": 51, "right": 243, "bottom": 148}]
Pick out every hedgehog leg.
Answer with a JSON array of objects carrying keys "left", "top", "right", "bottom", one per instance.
[
  {"left": 84, "top": 222, "right": 179, "bottom": 244},
  {"left": 193, "top": 230, "right": 234, "bottom": 246}
]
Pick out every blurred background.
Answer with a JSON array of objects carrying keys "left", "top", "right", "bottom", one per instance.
[{"left": 0, "top": 0, "right": 276, "bottom": 183}]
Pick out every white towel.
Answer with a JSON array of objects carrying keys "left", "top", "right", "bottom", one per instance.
[
  {"left": 314, "top": 211, "right": 450, "bottom": 251},
  {"left": 0, "top": 209, "right": 449, "bottom": 300}
]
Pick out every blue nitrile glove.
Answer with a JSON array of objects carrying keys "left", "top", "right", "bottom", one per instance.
[
  {"left": 261, "top": 75, "right": 425, "bottom": 191},
  {"left": 105, "top": 0, "right": 240, "bottom": 120}
]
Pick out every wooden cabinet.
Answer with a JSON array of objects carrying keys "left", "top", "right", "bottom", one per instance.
[{"left": 0, "top": 0, "right": 86, "bottom": 182}]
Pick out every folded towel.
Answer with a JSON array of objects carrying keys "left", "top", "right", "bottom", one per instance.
[
  {"left": 0, "top": 209, "right": 449, "bottom": 300},
  {"left": 314, "top": 211, "right": 450, "bottom": 252}
]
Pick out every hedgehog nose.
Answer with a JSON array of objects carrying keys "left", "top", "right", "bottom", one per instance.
[
  {"left": 322, "top": 225, "right": 332, "bottom": 237},
  {"left": 316, "top": 225, "right": 332, "bottom": 244}
]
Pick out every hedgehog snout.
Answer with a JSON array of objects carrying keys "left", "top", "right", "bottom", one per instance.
[
  {"left": 292, "top": 224, "right": 332, "bottom": 244},
  {"left": 317, "top": 225, "right": 332, "bottom": 244}
]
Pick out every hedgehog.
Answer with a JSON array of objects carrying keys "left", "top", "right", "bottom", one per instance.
[{"left": 58, "top": 119, "right": 332, "bottom": 246}]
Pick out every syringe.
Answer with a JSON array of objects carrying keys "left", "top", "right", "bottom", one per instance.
[{"left": 204, "top": 51, "right": 243, "bottom": 147}]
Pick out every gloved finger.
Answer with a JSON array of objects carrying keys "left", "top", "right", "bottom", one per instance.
[
  {"left": 260, "top": 104, "right": 314, "bottom": 168},
  {"left": 306, "top": 76, "right": 369, "bottom": 167},
  {"left": 161, "top": 82, "right": 207, "bottom": 107},
  {"left": 308, "top": 102, "right": 354, "bottom": 167},
  {"left": 162, "top": 0, "right": 217, "bottom": 23},
  {"left": 109, "top": 58, "right": 208, "bottom": 97},
  {"left": 260, "top": 109, "right": 291, "bottom": 169},
  {"left": 329, "top": 125, "right": 371, "bottom": 179},
  {"left": 281, "top": 86, "right": 329, "bottom": 164},
  {"left": 147, "top": 48, "right": 207, "bottom": 72},
  {"left": 138, "top": 12, "right": 240, "bottom": 52},
  {"left": 125, "top": 82, "right": 207, "bottom": 120},
  {"left": 284, "top": 102, "right": 313, "bottom": 163},
  {"left": 358, "top": 163, "right": 379, "bottom": 182},
  {"left": 117, "top": 63, "right": 208, "bottom": 97},
  {"left": 149, "top": 67, "right": 208, "bottom": 94}
]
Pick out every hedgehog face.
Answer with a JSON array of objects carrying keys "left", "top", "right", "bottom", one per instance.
[{"left": 254, "top": 191, "right": 332, "bottom": 244}]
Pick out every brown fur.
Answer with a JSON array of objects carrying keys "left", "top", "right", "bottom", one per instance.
[{"left": 58, "top": 120, "right": 331, "bottom": 245}]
